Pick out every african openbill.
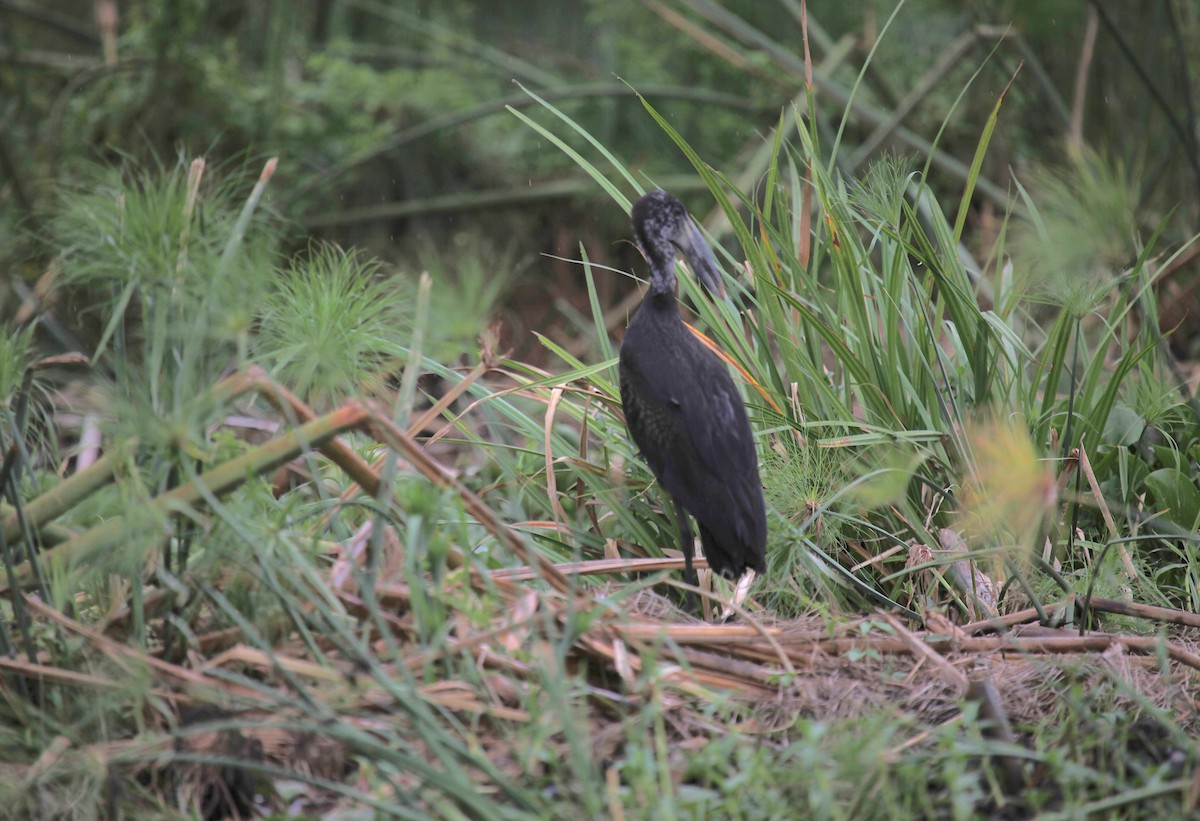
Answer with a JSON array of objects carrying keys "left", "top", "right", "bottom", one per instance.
[{"left": 618, "top": 190, "right": 766, "bottom": 607}]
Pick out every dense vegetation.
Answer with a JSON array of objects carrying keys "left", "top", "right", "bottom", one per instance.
[{"left": 2, "top": 1, "right": 1199, "bottom": 818}]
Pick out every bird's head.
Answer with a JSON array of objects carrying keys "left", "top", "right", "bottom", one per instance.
[{"left": 632, "top": 189, "right": 726, "bottom": 299}]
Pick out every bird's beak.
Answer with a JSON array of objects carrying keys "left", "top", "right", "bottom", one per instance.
[{"left": 676, "top": 218, "right": 726, "bottom": 300}]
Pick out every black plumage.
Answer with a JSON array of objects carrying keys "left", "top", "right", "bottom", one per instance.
[{"left": 619, "top": 190, "right": 767, "bottom": 596}]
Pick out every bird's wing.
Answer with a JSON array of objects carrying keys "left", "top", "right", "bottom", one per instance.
[
  {"left": 678, "top": 359, "right": 758, "bottom": 478},
  {"left": 627, "top": 345, "right": 758, "bottom": 486}
]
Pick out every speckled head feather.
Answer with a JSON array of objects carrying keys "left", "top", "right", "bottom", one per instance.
[{"left": 631, "top": 190, "right": 724, "bottom": 298}]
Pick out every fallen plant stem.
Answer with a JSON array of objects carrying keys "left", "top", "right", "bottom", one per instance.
[
  {"left": 0, "top": 438, "right": 131, "bottom": 548},
  {"left": 0, "top": 403, "right": 368, "bottom": 592},
  {"left": 492, "top": 555, "right": 698, "bottom": 581},
  {"left": 882, "top": 612, "right": 967, "bottom": 691},
  {"left": 217, "top": 367, "right": 383, "bottom": 495},
  {"left": 610, "top": 622, "right": 1200, "bottom": 671},
  {"left": 960, "top": 605, "right": 1053, "bottom": 635},
  {"left": 1083, "top": 595, "right": 1200, "bottom": 630}
]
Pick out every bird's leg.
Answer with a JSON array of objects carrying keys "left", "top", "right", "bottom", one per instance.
[
  {"left": 719, "top": 569, "right": 757, "bottom": 622},
  {"left": 672, "top": 499, "right": 700, "bottom": 613}
]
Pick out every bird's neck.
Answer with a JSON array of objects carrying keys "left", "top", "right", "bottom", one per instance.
[{"left": 647, "top": 260, "right": 677, "bottom": 298}]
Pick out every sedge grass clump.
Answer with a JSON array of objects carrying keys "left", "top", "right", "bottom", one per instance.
[
  {"left": 398, "top": 234, "right": 521, "bottom": 364},
  {"left": 1123, "top": 363, "right": 1192, "bottom": 437},
  {"left": 849, "top": 152, "right": 916, "bottom": 230},
  {"left": 257, "top": 242, "right": 410, "bottom": 406},
  {"left": 763, "top": 440, "right": 845, "bottom": 530},
  {"left": 45, "top": 157, "right": 279, "bottom": 457},
  {"left": 50, "top": 157, "right": 277, "bottom": 345},
  {"left": 0, "top": 324, "right": 35, "bottom": 406},
  {"left": 1010, "top": 149, "right": 1140, "bottom": 318}
]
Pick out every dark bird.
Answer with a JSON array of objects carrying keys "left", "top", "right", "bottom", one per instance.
[{"left": 619, "top": 190, "right": 767, "bottom": 604}]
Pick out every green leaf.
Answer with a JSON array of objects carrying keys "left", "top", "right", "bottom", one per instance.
[
  {"left": 846, "top": 451, "right": 927, "bottom": 511},
  {"left": 952, "top": 68, "right": 1016, "bottom": 243},
  {"left": 1152, "top": 445, "right": 1181, "bottom": 470},
  {"left": 1144, "top": 468, "right": 1200, "bottom": 529},
  {"left": 506, "top": 104, "right": 630, "bottom": 211},
  {"left": 1103, "top": 405, "right": 1145, "bottom": 447}
]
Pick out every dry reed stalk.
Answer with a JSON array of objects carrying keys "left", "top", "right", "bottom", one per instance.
[
  {"left": 1084, "top": 595, "right": 1200, "bottom": 630},
  {"left": 960, "top": 605, "right": 1047, "bottom": 635},
  {"left": 0, "top": 656, "right": 129, "bottom": 691},
  {"left": 959, "top": 595, "right": 1200, "bottom": 635},
  {"left": 26, "top": 596, "right": 273, "bottom": 705},
  {"left": 881, "top": 612, "right": 968, "bottom": 692},
  {"left": 492, "top": 556, "right": 696, "bottom": 581},
  {"left": 217, "top": 368, "right": 382, "bottom": 494}
]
